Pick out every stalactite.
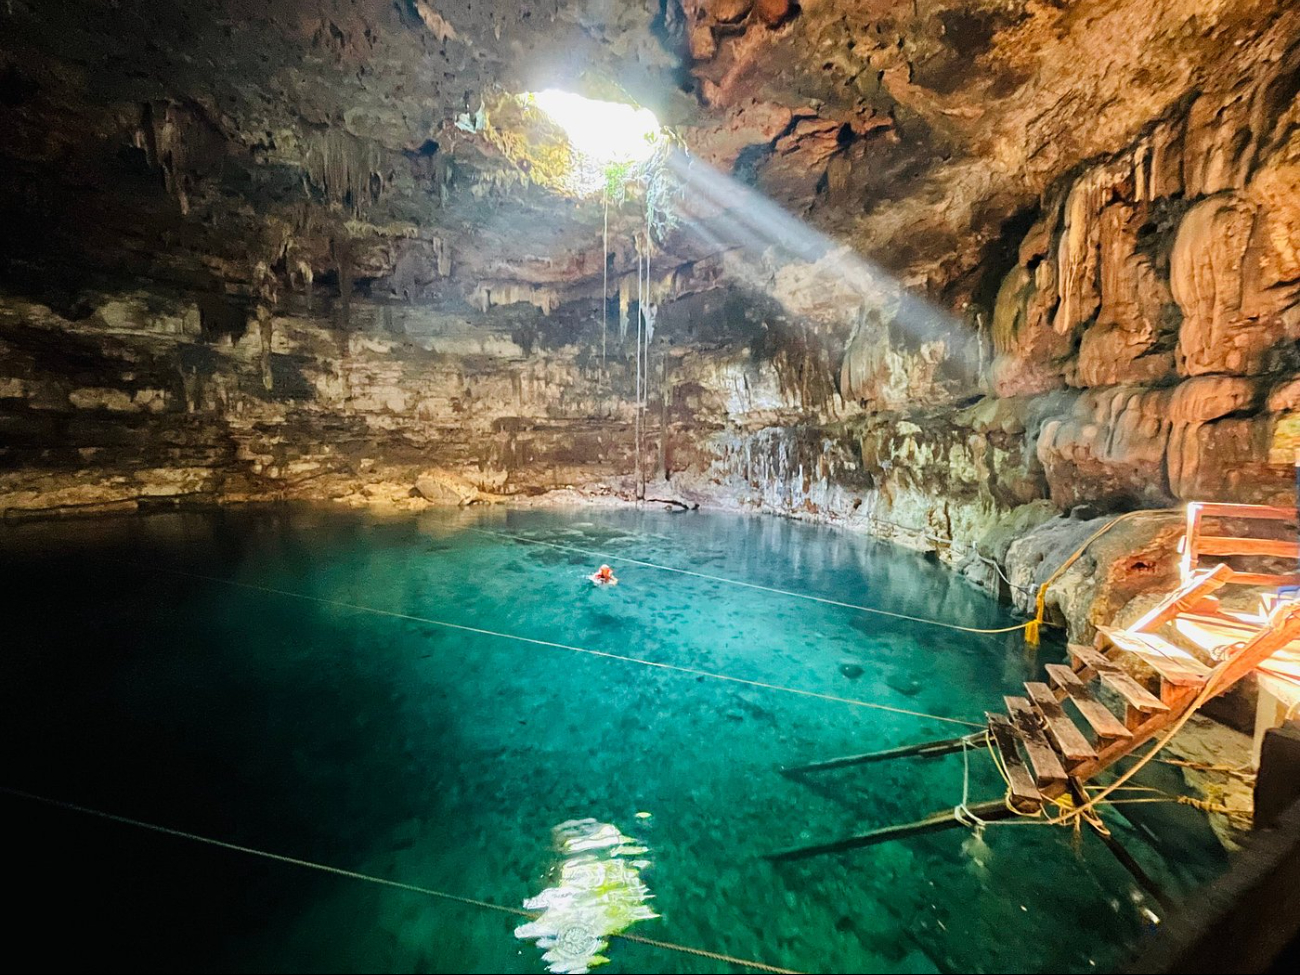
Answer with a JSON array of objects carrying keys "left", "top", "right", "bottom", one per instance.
[
  {"left": 258, "top": 310, "right": 274, "bottom": 391},
  {"left": 296, "top": 260, "right": 314, "bottom": 311},
  {"left": 472, "top": 281, "right": 560, "bottom": 315},
  {"left": 333, "top": 238, "right": 353, "bottom": 330},
  {"left": 305, "top": 130, "right": 385, "bottom": 216},
  {"left": 136, "top": 101, "right": 193, "bottom": 214}
]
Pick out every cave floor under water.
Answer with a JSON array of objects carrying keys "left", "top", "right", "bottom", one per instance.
[{"left": 0, "top": 505, "right": 1230, "bottom": 973}]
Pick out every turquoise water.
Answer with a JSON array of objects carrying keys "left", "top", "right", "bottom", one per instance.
[{"left": 0, "top": 506, "right": 1228, "bottom": 973}]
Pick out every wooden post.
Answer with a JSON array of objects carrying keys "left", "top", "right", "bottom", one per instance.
[
  {"left": 765, "top": 801, "right": 1013, "bottom": 861},
  {"left": 779, "top": 734, "right": 981, "bottom": 776},
  {"left": 1068, "top": 781, "right": 1173, "bottom": 912}
]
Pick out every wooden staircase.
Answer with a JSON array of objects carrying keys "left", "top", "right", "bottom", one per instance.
[
  {"left": 770, "top": 502, "right": 1300, "bottom": 861},
  {"left": 986, "top": 503, "right": 1300, "bottom": 814}
]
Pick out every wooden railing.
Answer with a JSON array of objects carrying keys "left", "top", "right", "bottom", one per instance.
[{"left": 1179, "top": 502, "right": 1300, "bottom": 588}]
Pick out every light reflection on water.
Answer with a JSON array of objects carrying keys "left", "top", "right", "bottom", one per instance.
[{"left": 515, "top": 819, "right": 656, "bottom": 974}]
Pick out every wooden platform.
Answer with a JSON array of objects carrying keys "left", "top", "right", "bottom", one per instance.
[
  {"left": 980, "top": 502, "right": 1300, "bottom": 813},
  {"left": 777, "top": 502, "right": 1300, "bottom": 860}
]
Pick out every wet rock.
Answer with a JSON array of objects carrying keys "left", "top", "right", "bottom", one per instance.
[
  {"left": 413, "top": 472, "right": 475, "bottom": 506},
  {"left": 753, "top": 0, "right": 797, "bottom": 28},
  {"left": 1006, "top": 511, "right": 1184, "bottom": 642}
]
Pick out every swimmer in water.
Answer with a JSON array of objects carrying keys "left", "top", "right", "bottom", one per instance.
[{"left": 590, "top": 564, "right": 617, "bottom": 586}]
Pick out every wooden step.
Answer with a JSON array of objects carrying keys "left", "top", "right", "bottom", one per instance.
[
  {"left": 1004, "top": 696, "right": 1068, "bottom": 794},
  {"left": 1067, "top": 644, "right": 1169, "bottom": 713},
  {"left": 1024, "top": 682, "right": 1097, "bottom": 764},
  {"left": 987, "top": 713, "right": 1042, "bottom": 813},
  {"left": 1175, "top": 611, "right": 1261, "bottom": 635},
  {"left": 1171, "top": 616, "right": 1260, "bottom": 662},
  {"left": 1097, "top": 626, "right": 1211, "bottom": 687},
  {"left": 1044, "top": 664, "right": 1133, "bottom": 740}
]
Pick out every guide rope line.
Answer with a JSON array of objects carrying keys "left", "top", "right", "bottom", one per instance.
[
  {"left": 0, "top": 786, "right": 800, "bottom": 975},
  {"left": 122, "top": 561, "right": 983, "bottom": 729},
  {"left": 464, "top": 527, "right": 1030, "bottom": 636}
]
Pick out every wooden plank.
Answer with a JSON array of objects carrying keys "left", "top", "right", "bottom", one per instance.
[
  {"left": 1069, "top": 642, "right": 1114, "bottom": 673},
  {"left": 1130, "top": 563, "right": 1233, "bottom": 632},
  {"left": 1025, "top": 682, "right": 1097, "bottom": 764},
  {"left": 1098, "top": 626, "right": 1211, "bottom": 686},
  {"left": 1172, "top": 618, "right": 1254, "bottom": 660},
  {"left": 1197, "top": 536, "right": 1300, "bottom": 559},
  {"left": 1161, "top": 681, "right": 1197, "bottom": 709},
  {"left": 1045, "top": 664, "right": 1133, "bottom": 739},
  {"left": 1181, "top": 504, "right": 1203, "bottom": 580},
  {"left": 1223, "top": 572, "right": 1300, "bottom": 587},
  {"left": 1068, "top": 644, "right": 1169, "bottom": 713},
  {"left": 1192, "top": 502, "right": 1298, "bottom": 520},
  {"left": 1214, "top": 601, "right": 1300, "bottom": 690},
  {"left": 987, "top": 713, "right": 1042, "bottom": 812},
  {"left": 1005, "top": 696, "right": 1069, "bottom": 794},
  {"left": 1068, "top": 688, "right": 1195, "bottom": 783},
  {"left": 1176, "top": 611, "right": 1261, "bottom": 634}
]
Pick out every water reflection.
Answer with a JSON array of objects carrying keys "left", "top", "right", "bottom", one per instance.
[{"left": 515, "top": 819, "right": 656, "bottom": 973}]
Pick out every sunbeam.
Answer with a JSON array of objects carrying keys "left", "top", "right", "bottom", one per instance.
[{"left": 666, "top": 150, "right": 970, "bottom": 377}]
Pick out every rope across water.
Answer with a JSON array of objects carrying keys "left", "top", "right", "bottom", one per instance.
[
  {"left": 464, "top": 526, "right": 1031, "bottom": 636},
  {"left": 0, "top": 786, "right": 800, "bottom": 975},
  {"left": 119, "top": 560, "right": 983, "bottom": 729}
]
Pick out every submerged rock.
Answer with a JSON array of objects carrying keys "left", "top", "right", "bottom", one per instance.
[{"left": 886, "top": 673, "right": 923, "bottom": 697}]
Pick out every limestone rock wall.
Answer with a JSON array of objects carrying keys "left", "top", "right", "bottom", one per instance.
[
  {"left": 0, "top": 289, "right": 642, "bottom": 515},
  {"left": 990, "top": 48, "right": 1300, "bottom": 515},
  {"left": 649, "top": 46, "right": 1300, "bottom": 590}
]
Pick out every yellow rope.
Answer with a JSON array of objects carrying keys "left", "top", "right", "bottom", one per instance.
[
  {"left": 972, "top": 725, "right": 1237, "bottom": 831},
  {"left": 1098, "top": 794, "right": 1250, "bottom": 815},
  {"left": 466, "top": 527, "right": 1030, "bottom": 636},
  {"left": 121, "top": 560, "right": 983, "bottom": 729},
  {"left": 1025, "top": 508, "right": 1182, "bottom": 646},
  {"left": 0, "top": 786, "right": 800, "bottom": 975}
]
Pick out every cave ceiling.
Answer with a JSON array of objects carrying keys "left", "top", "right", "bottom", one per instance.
[{"left": 2, "top": 0, "right": 1297, "bottom": 317}]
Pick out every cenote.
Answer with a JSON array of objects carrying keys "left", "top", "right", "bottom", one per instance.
[{"left": 0, "top": 506, "right": 1229, "bottom": 974}]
